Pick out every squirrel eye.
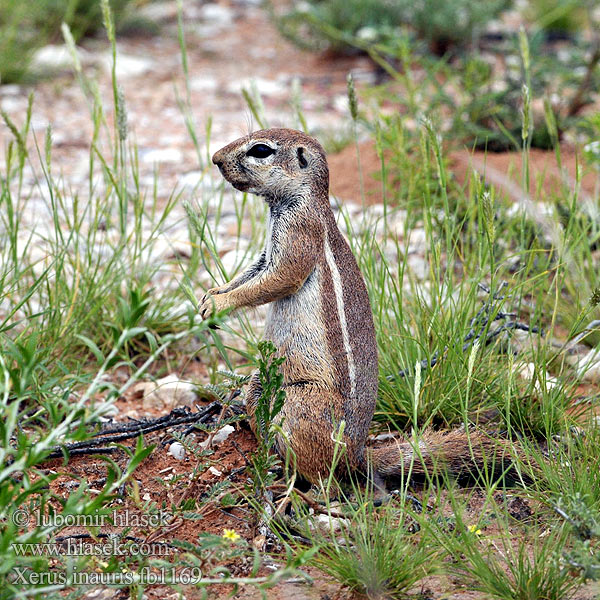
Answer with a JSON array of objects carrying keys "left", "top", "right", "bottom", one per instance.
[{"left": 246, "top": 144, "right": 275, "bottom": 159}]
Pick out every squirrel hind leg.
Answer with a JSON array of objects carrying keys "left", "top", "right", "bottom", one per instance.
[
  {"left": 277, "top": 385, "right": 368, "bottom": 485},
  {"left": 247, "top": 378, "right": 369, "bottom": 485}
]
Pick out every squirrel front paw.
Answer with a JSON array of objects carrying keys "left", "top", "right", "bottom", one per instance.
[
  {"left": 200, "top": 285, "right": 229, "bottom": 306},
  {"left": 199, "top": 291, "right": 232, "bottom": 320}
]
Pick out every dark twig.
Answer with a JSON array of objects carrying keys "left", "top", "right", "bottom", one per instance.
[{"left": 43, "top": 403, "right": 222, "bottom": 460}]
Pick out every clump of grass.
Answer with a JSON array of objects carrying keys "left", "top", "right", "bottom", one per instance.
[
  {"left": 525, "top": 425, "right": 600, "bottom": 514},
  {"left": 457, "top": 525, "right": 581, "bottom": 599},
  {"left": 279, "top": 468, "right": 439, "bottom": 600},
  {"left": 311, "top": 505, "right": 437, "bottom": 599},
  {"left": 425, "top": 493, "right": 584, "bottom": 600}
]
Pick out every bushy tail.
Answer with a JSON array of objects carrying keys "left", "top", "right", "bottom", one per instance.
[{"left": 369, "top": 429, "right": 521, "bottom": 482}]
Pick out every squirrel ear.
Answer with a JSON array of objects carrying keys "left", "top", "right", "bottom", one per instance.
[{"left": 297, "top": 147, "right": 309, "bottom": 169}]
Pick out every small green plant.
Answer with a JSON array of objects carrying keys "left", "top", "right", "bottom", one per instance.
[
  {"left": 555, "top": 493, "right": 600, "bottom": 581},
  {"left": 312, "top": 507, "right": 437, "bottom": 598},
  {"left": 526, "top": 426, "right": 600, "bottom": 514},
  {"left": 249, "top": 340, "right": 287, "bottom": 491},
  {"left": 104, "top": 285, "right": 162, "bottom": 362}
]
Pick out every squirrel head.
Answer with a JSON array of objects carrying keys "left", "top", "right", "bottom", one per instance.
[{"left": 212, "top": 128, "right": 329, "bottom": 205}]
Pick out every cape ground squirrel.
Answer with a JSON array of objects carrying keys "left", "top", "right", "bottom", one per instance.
[{"left": 203, "top": 128, "right": 506, "bottom": 485}]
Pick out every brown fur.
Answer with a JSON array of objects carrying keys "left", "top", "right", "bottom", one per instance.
[{"left": 204, "top": 128, "right": 509, "bottom": 485}]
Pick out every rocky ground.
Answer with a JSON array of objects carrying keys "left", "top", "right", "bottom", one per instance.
[{"left": 0, "top": 0, "right": 379, "bottom": 202}]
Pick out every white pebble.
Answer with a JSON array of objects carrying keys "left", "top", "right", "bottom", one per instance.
[
  {"left": 200, "top": 424, "right": 235, "bottom": 448},
  {"left": 169, "top": 442, "right": 186, "bottom": 460},
  {"left": 575, "top": 349, "right": 600, "bottom": 382}
]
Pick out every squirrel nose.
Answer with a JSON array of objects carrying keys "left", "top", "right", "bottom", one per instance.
[{"left": 212, "top": 151, "right": 224, "bottom": 169}]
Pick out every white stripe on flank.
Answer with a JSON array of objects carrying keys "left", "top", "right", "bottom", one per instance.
[{"left": 325, "top": 239, "right": 356, "bottom": 397}]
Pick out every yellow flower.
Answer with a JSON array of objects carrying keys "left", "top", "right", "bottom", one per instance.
[
  {"left": 222, "top": 528, "right": 240, "bottom": 542},
  {"left": 468, "top": 524, "right": 482, "bottom": 536}
]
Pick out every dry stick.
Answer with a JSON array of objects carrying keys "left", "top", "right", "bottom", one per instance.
[
  {"left": 231, "top": 439, "right": 252, "bottom": 467},
  {"left": 267, "top": 483, "right": 347, "bottom": 519},
  {"left": 196, "top": 486, "right": 247, "bottom": 521},
  {"left": 143, "top": 518, "right": 185, "bottom": 545},
  {"left": 43, "top": 403, "right": 222, "bottom": 460},
  {"left": 272, "top": 477, "right": 297, "bottom": 519}
]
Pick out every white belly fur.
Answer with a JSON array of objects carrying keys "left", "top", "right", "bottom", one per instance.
[{"left": 264, "top": 267, "right": 334, "bottom": 387}]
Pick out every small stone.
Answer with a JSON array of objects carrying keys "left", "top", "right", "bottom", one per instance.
[
  {"left": 190, "top": 76, "right": 219, "bottom": 93},
  {"left": 169, "top": 442, "right": 186, "bottom": 460},
  {"left": 200, "top": 425, "right": 235, "bottom": 448},
  {"left": 252, "top": 534, "right": 266, "bottom": 550},
  {"left": 220, "top": 245, "right": 251, "bottom": 275},
  {"left": 517, "top": 362, "right": 559, "bottom": 391},
  {"left": 101, "top": 53, "right": 155, "bottom": 78},
  {"left": 0, "top": 84, "right": 21, "bottom": 96},
  {"left": 312, "top": 514, "right": 346, "bottom": 534},
  {"left": 199, "top": 3, "right": 234, "bottom": 25},
  {"left": 81, "top": 589, "right": 116, "bottom": 600},
  {"left": 0, "top": 96, "right": 26, "bottom": 113},
  {"left": 407, "top": 254, "right": 428, "bottom": 280},
  {"left": 31, "top": 45, "right": 74, "bottom": 72},
  {"left": 574, "top": 349, "right": 600, "bottom": 382},
  {"left": 179, "top": 170, "right": 205, "bottom": 189},
  {"left": 405, "top": 228, "right": 427, "bottom": 253},
  {"left": 333, "top": 94, "right": 349, "bottom": 114},
  {"left": 137, "top": 374, "right": 198, "bottom": 410},
  {"left": 137, "top": 1, "right": 178, "bottom": 22},
  {"left": 208, "top": 466, "right": 222, "bottom": 476},
  {"left": 226, "top": 77, "right": 288, "bottom": 97},
  {"left": 147, "top": 237, "right": 192, "bottom": 261}
]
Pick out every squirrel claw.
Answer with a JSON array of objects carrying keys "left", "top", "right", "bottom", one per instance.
[{"left": 200, "top": 292, "right": 230, "bottom": 322}]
